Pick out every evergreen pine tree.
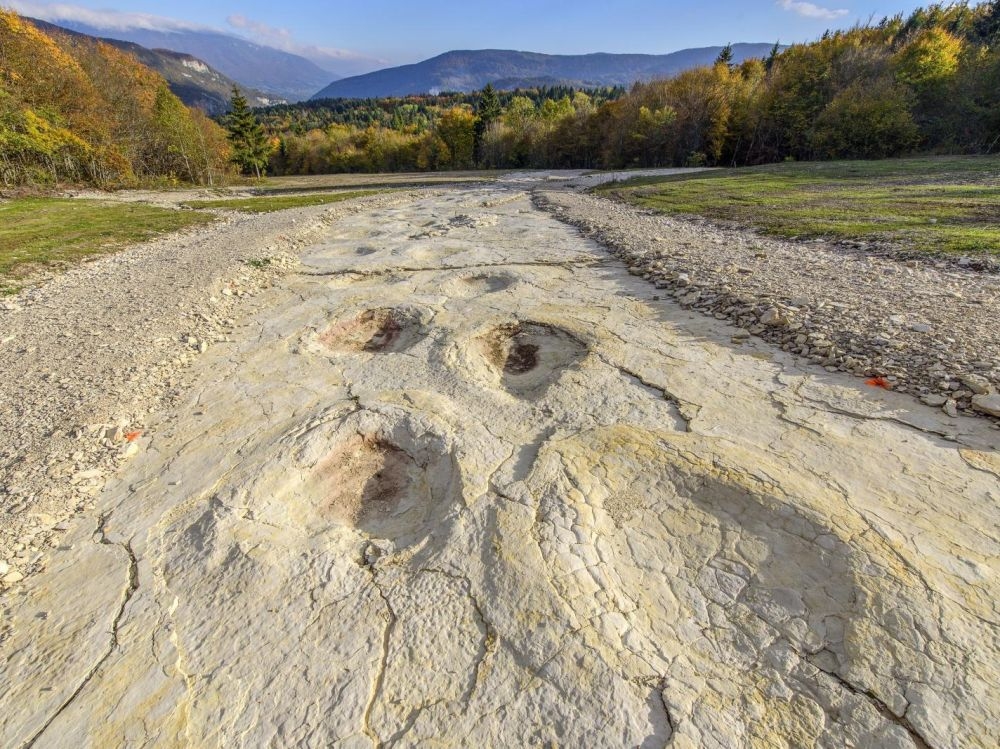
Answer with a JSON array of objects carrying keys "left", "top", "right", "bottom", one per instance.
[
  {"left": 766, "top": 41, "right": 781, "bottom": 72},
  {"left": 473, "top": 84, "right": 503, "bottom": 165},
  {"left": 477, "top": 84, "right": 502, "bottom": 123},
  {"left": 226, "top": 86, "right": 270, "bottom": 179},
  {"left": 715, "top": 43, "right": 734, "bottom": 69}
]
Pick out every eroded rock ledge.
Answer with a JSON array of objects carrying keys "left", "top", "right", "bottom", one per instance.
[{"left": 535, "top": 189, "right": 1000, "bottom": 422}]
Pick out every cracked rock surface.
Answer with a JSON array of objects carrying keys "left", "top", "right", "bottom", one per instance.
[{"left": 1, "top": 183, "right": 998, "bottom": 748}]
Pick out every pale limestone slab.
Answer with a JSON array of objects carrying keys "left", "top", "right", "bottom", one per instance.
[{"left": 2, "top": 185, "right": 997, "bottom": 749}]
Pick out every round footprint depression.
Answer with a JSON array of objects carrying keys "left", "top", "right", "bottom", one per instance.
[
  {"left": 443, "top": 272, "right": 517, "bottom": 298},
  {"left": 478, "top": 321, "right": 587, "bottom": 399},
  {"left": 311, "top": 434, "right": 433, "bottom": 541},
  {"left": 317, "top": 307, "right": 424, "bottom": 354}
]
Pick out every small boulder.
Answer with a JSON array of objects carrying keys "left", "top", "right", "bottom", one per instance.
[
  {"left": 961, "top": 375, "right": 993, "bottom": 396},
  {"left": 921, "top": 394, "right": 948, "bottom": 407},
  {"left": 971, "top": 393, "right": 1000, "bottom": 418},
  {"left": 760, "top": 307, "right": 787, "bottom": 327}
]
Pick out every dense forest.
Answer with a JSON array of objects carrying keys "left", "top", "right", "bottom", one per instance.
[
  {"left": 0, "top": 10, "right": 231, "bottom": 187},
  {"left": 263, "top": 1, "right": 1000, "bottom": 174},
  {"left": 260, "top": 87, "right": 625, "bottom": 132}
]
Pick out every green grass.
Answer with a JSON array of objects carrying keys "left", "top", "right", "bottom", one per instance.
[
  {"left": 0, "top": 198, "right": 216, "bottom": 294},
  {"left": 598, "top": 155, "right": 1000, "bottom": 256},
  {"left": 182, "top": 190, "right": 381, "bottom": 213}
]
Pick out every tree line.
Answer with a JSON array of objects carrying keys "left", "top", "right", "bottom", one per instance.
[
  {"left": 259, "top": 86, "right": 624, "bottom": 133},
  {"left": 259, "top": 1, "right": 1000, "bottom": 175},
  {"left": 0, "top": 10, "right": 231, "bottom": 187}
]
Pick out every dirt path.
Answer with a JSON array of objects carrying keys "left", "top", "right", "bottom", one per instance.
[{"left": 1, "top": 181, "right": 998, "bottom": 748}]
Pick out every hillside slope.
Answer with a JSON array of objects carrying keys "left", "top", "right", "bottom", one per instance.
[
  {"left": 0, "top": 10, "right": 230, "bottom": 186},
  {"left": 312, "top": 45, "right": 777, "bottom": 98},
  {"left": 53, "top": 22, "right": 336, "bottom": 102},
  {"left": 27, "top": 18, "right": 275, "bottom": 114}
]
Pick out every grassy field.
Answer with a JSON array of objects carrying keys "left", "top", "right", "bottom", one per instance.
[
  {"left": 599, "top": 156, "right": 1000, "bottom": 256},
  {"left": 0, "top": 199, "right": 216, "bottom": 294},
  {"left": 182, "top": 190, "right": 381, "bottom": 213}
]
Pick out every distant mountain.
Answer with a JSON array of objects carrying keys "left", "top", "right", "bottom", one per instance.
[
  {"left": 45, "top": 21, "right": 336, "bottom": 102},
  {"left": 312, "top": 45, "right": 778, "bottom": 99},
  {"left": 27, "top": 18, "right": 275, "bottom": 115}
]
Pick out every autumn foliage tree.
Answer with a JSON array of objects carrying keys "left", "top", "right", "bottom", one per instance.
[
  {"left": 0, "top": 9, "right": 231, "bottom": 187},
  {"left": 435, "top": 106, "right": 476, "bottom": 168}
]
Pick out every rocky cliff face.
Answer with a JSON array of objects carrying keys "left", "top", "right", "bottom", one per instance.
[{"left": 1, "top": 183, "right": 997, "bottom": 748}]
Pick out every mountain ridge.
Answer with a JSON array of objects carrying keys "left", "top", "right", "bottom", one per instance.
[{"left": 312, "top": 44, "right": 778, "bottom": 99}]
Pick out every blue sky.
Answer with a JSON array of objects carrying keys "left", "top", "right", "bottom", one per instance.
[{"left": 9, "top": 0, "right": 933, "bottom": 73}]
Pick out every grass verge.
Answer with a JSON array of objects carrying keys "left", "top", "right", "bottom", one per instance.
[
  {"left": 182, "top": 190, "right": 380, "bottom": 213},
  {"left": 598, "top": 155, "right": 1000, "bottom": 256},
  {"left": 0, "top": 198, "right": 216, "bottom": 294}
]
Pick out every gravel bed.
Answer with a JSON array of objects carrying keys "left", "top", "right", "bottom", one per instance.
[
  {"left": 536, "top": 189, "right": 1000, "bottom": 424},
  {"left": 0, "top": 191, "right": 416, "bottom": 589}
]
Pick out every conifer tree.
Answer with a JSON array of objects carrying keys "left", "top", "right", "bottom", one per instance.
[
  {"left": 477, "top": 84, "right": 502, "bottom": 123},
  {"left": 766, "top": 41, "right": 781, "bottom": 72},
  {"left": 715, "top": 43, "right": 734, "bottom": 69},
  {"left": 226, "top": 86, "right": 269, "bottom": 178},
  {"left": 474, "top": 84, "right": 502, "bottom": 164}
]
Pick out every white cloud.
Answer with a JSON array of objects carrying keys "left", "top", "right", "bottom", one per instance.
[
  {"left": 226, "top": 14, "right": 382, "bottom": 66},
  {"left": 6, "top": 1, "right": 212, "bottom": 32},
  {"left": 777, "top": 0, "right": 850, "bottom": 20}
]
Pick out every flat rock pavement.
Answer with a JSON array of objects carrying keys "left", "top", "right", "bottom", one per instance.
[{"left": 1, "top": 184, "right": 998, "bottom": 748}]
